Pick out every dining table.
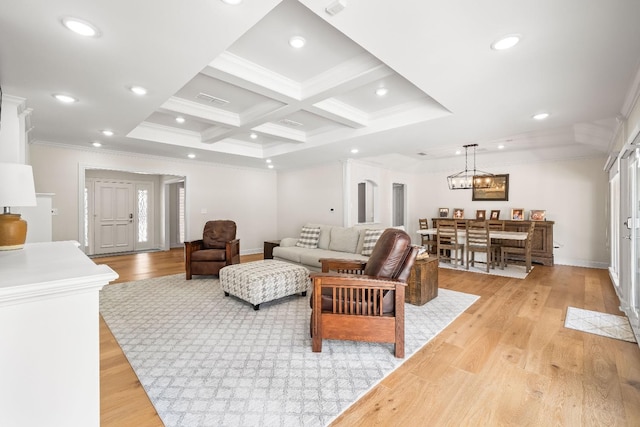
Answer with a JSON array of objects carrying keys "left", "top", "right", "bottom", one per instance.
[{"left": 416, "top": 228, "right": 529, "bottom": 268}]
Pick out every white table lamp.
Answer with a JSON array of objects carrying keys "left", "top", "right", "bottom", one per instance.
[{"left": 0, "top": 163, "right": 37, "bottom": 250}]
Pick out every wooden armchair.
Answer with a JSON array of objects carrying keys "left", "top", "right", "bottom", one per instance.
[
  {"left": 184, "top": 220, "right": 240, "bottom": 279},
  {"left": 310, "top": 228, "right": 419, "bottom": 358}
]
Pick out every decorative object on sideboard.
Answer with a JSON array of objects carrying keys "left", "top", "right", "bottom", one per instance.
[
  {"left": 530, "top": 209, "right": 546, "bottom": 221},
  {"left": 510, "top": 208, "right": 525, "bottom": 221},
  {"left": 447, "top": 143, "right": 494, "bottom": 190},
  {"left": 0, "top": 163, "right": 37, "bottom": 250},
  {"left": 476, "top": 210, "right": 486, "bottom": 220},
  {"left": 490, "top": 209, "right": 500, "bottom": 220},
  {"left": 453, "top": 208, "right": 464, "bottom": 219},
  {"left": 439, "top": 207, "right": 449, "bottom": 218},
  {"left": 472, "top": 173, "right": 509, "bottom": 201}
]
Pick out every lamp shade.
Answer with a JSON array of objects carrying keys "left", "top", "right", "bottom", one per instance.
[{"left": 0, "top": 163, "right": 37, "bottom": 208}]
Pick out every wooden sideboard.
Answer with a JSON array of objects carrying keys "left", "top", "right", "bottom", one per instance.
[{"left": 431, "top": 218, "right": 555, "bottom": 266}]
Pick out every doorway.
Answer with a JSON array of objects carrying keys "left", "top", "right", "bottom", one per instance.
[{"left": 81, "top": 168, "right": 185, "bottom": 256}]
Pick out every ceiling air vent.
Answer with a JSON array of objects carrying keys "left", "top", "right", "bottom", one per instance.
[
  {"left": 196, "top": 92, "right": 230, "bottom": 105},
  {"left": 279, "top": 118, "right": 304, "bottom": 127},
  {"left": 417, "top": 152, "right": 427, "bottom": 156}
]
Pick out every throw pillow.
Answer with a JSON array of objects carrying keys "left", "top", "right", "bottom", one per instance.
[
  {"left": 361, "top": 228, "right": 385, "bottom": 256},
  {"left": 295, "top": 226, "right": 321, "bottom": 249}
]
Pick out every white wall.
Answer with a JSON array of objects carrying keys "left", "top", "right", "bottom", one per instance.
[
  {"left": 29, "top": 144, "right": 277, "bottom": 255},
  {"left": 276, "top": 161, "right": 344, "bottom": 239},
  {"left": 412, "top": 156, "right": 609, "bottom": 268}
]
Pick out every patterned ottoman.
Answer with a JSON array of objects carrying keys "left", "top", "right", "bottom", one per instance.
[{"left": 219, "top": 260, "right": 310, "bottom": 310}]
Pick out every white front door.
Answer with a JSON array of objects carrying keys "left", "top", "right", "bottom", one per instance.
[{"left": 94, "top": 181, "right": 134, "bottom": 255}]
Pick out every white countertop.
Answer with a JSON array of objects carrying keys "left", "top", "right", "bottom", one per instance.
[{"left": 0, "top": 240, "right": 118, "bottom": 306}]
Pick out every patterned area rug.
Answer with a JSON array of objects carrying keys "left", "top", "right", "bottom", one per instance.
[
  {"left": 565, "top": 306, "right": 637, "bottom": 343},
  {"left": 100, "top": 274, "right": 479, "bottom": 427}
]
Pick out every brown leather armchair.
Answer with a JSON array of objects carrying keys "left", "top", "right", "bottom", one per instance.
[
  {"left": 184, "top": 220, "right": 240, "bottom": 280},
  {"left": 310, "top": 228, "right": 419, "bottom": 358}
]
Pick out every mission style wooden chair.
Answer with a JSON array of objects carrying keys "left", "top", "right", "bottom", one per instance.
[
  {"left": 309, "top": 228, "right": 419, "bottom": 358},
  {"left": 184, "top": 220, "right": 240, "bottom": 279}
]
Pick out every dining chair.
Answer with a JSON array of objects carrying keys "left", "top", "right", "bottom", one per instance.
[
  {"left": 419, "top": 218, "right": 437, "bottom": 253},
  {"left": 437, "top": 219, "right": 463, "bottom": 267},
  {"left": 487, "top": 220, "right": 505, "bottom": 268},
  {"left": 466, "top": 220, "right": 491, "bottom": 272},
  {"left": 501, "top": 221, "right": 536, "bottom": 272}
]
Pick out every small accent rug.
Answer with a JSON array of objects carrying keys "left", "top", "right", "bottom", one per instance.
[
  {"left": 438, "top": 261, "right": 532, "bottom": 279},
  {"left": 564, "top": 306, "right": 637, "bottom": 343},
  {"left": 100, "top": 274, "right": 479, "bottom": 427}
]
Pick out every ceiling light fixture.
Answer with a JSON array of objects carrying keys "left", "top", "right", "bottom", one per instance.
[
  {"left": 498, "top": 144, "right": 505, "bottom": 149},
  {"left": 175, "top": 116, "right": 186, "bottom": 124},
  {"left": 53, "top": 93, "right": 78, "bottom": 103},
  {"left": 92, "top": 141, "right": 102, "bottom": 147},
  {"left": 533, "top": 112, "right": 550, "bottom": 120},
  {"left": 220, "top": 0, "right": 242, "bottom": 4},
  {"left": 187, "top": 153, "right": 196, "bottom": 159},
  {"left": 129, "top": 86, "right": 147, "bottom": 96},
  {"left": 266, "top": 159, "right": 272, "bottom": 164},
  {"left": 350, "top": 148, "right": 359, "bottom": 154},
  {"left": 250, "top": 132, "right": 258, "bottom": 140},
  {"left": 447, "top": 144, "right": 494, "bottom": 190},
  {"left": 101, "top": 130, "right": 114, "bottom": 136},
  {"left": 268, "top": 164, "right": 274, "bottom": 169},
  {"left": 289, "top": 36, "right": 306, "bottom": 49},
  {"left": 61, "top": 17, "right": 101, "bottom": 37},
  {"left": 491, "top": 34, "right": 521, "bottom": 50},
  {"left": 375, "top": 87, "right": 388, "bottom": 97}
]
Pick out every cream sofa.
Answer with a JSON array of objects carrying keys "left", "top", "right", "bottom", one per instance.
[{"left": 272, "top": 223, "right": 396, "bottom": 272}]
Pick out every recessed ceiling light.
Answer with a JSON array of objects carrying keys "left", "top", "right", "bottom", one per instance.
[
  {"left": 101, "top": 130, "right": 114, "bottom": 136},
  {"left": 221, "top": 0, "right": 242, "bottom": 4},
  {"left": 375, "top": 87, "right": 388, "bottom": 97},
  {"left": 92, "top": 141, "right": 102, "bottom": 147},
  {"left": 176, "top": 116, "right": 186, "bottom": 124},
  {"left": 266, "top": 159, "right": 272, "bottom": 164},
  {"left": 289, "top": 36, "right": 306, "bottom": 48},
  {"left": 498, "top": 144, "right": 505, "bottom": 149},
  {"left": 250, "top": 132, "right": 258, "bottom": 140},
  {"left": 351, "top": 148, "right": 359, "bottom": 154},
  {"left": 491, "top": 34, "right": 521, "bottom": 50},
  {"left": 187, "top": 153, "right": 196, "bottom": 159},
  {"left": 455, "top": 149, "right": 462, "bottom": 155},
  {"left": 268, "top": 164, "right": 274, "bottom": 169},
  {"left": 61, "top": 17, "right": 101, "bottom": 37},
  {"left": 129, "top": 86, "right": 147, "bottom": 96},
  {"left": 53, "top": 93, "right": 78, "bottom": 103},
  {"left": 533, "top": 112, "right": 550, "bottom": 120}
]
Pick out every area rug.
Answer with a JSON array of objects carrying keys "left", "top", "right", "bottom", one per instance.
[
  {"left": 564, "top": 306, "right": 637, "bottom": 343},
  {"left": 438, "top": 261, "right": 532, "bottom": 279},
  {"left": 100, "top": 274, "right": 479, "bottom": 427}
]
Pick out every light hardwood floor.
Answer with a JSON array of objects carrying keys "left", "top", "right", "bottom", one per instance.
[{"left": 95, "top": 249, "right": 640, "bottom": 426}]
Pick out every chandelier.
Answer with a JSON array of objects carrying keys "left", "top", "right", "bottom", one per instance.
[{"left": 447, "top": 144, "right": 494, "bottom": 190}]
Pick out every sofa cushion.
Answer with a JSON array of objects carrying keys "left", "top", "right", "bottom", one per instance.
[
  {"left": 361, "top": 228, "right": 385, "bottom": 256},
  {"left": 272, "top": 246, "right": 303, "bottom": 263},
  {"left": 299, "top": 248, "right": 368, "bottom": 269},
  {"left": 296, "top": 226, "right": 321, "bottom": 248},
  {"left": 305, "top": 223, "right": 332, "bottom": 249},
  {"left": 328, "top": 227, "right": 359, "bottom": 253}
]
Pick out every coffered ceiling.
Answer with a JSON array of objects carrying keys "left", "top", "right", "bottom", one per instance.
[{"left": 1, "top": 0, "right": 640, "bottom": 172}]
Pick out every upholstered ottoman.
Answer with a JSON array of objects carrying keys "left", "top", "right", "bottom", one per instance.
[{"left": 219, "top": 260, "right": 310, "bottom": 310}]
